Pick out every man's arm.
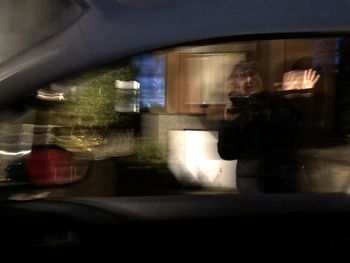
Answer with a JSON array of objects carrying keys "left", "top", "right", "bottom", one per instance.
[{"left": 217, "top": 119, "right": 242, "bottom": 160}]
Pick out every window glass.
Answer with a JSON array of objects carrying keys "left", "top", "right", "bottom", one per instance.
[
  {"left": 2, "top": 37, "right": 350, "bottom": 197},
  {"left": 132, "top": 54, "right": 166, "bottom": 109}
]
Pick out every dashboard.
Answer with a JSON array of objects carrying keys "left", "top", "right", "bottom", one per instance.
[{"left": 1, "top": 193, "right": 350, "bottom": 261}]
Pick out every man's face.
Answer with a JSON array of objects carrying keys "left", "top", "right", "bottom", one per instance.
[{"left": 231, "top": 69, "right": 260, "bottom": 95}]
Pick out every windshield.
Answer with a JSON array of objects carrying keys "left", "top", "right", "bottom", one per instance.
[{"left": 1, "top": 36, "right": 350, "bottom": 197}]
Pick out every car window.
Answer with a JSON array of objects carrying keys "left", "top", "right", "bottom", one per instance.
[{"left": 1, "top": 36, "right": 350, "bottom": 197}]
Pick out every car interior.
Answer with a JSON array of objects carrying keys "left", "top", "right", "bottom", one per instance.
[{"left": 1, "top": 0, "right": 350, "bottom": 261}]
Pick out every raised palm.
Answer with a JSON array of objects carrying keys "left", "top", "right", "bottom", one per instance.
[{"left": 282, "top": 69, "right": 320, "bottom": 91}]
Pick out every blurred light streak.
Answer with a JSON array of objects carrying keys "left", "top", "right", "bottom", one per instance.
[
  {"left": 168, "top": 130, "right": 236, "bottom": 188},
  {"left": 0, "top": 50, "right": 58, "bottom": 82},
  {"left": 0, "top": 150, "right": 31, "bottom": 156}
]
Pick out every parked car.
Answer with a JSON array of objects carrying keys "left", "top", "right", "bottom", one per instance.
[{"left": 1, "top": 0, "right": 350, "bottom": 261}]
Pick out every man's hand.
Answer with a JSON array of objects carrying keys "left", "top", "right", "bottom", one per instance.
[
  {"left": 281, "top": 69, "right": 320, "bottom": 91},
  {"left": 302, "top": 69, "right": 320, "bottom": 89}
]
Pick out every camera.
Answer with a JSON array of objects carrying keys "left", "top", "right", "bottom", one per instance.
[{"left": 229, "top": 94, "right": 270, "bottom": 113}]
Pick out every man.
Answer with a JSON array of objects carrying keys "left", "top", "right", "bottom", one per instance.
[{"left": 217, "top": 61, "right": 320, "bottom": 193}]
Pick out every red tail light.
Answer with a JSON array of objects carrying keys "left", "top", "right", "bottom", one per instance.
[{"left": 24, "top": 147, "right": 87, "bottom": 186}]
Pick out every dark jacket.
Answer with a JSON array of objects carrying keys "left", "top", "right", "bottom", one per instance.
[{"left": 217, "top": 91, "right": 307, "bottom": 192}]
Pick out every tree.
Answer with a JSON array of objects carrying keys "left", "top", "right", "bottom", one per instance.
[{"left": 53, "top": 61, "right": 138, "bottom": 156}]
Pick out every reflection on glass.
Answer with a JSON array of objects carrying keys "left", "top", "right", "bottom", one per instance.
[{"left": 2, "top": 37, "right": 350, "bottom": 197}]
